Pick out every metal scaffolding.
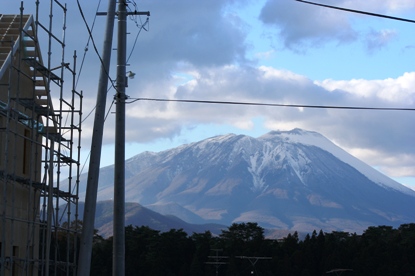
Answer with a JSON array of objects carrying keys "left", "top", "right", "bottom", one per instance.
[{"left": 0, "top": 0, "right": 82, "bottom": 275}]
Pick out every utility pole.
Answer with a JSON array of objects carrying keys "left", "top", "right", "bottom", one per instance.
[
  {"left": 113, "top": 2, "right": 149, "bottom": 276},
  {"left": 206, "top": 249, "right": 228, "bottom": 276},
  {"left": 78, "top": 0, "right": 116, "bottom": 275}
]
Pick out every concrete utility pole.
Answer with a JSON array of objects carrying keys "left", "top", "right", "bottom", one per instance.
[
  {"left": 77, "top": 0, "right": 116, "bottom": 275},
  {"left": 113, "top": 0, "right": 127, "bottom": 275},
  {"left": 78, "top": 0, "right": 149, "bottom": 274},
  {"left": 113, "top": 2, "right": 149, "bottom": 275}
]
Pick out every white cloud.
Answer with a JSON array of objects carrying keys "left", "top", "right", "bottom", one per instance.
[
  {"left": 347, "top": 148, "right": 415, "bottom": 178},
  {"left": 316, "top": 73, "right": 415, "bottom": 103}
]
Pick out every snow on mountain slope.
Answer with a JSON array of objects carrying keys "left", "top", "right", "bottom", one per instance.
[
  {"left": 153, "top": 128, "right": 412, "bottom": 197},
  {"left": 260, "top": 129, "right": 415, "bottom": 196},
  {"left": 121, "top": 128, "right": 414, "bottom": 198}
]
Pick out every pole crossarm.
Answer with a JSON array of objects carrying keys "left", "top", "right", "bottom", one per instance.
[{"left": 236, "top": 256, "right": 272, "bottom": 266}]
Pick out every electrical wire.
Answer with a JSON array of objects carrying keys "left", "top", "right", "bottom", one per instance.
[
  {"left": 126, "top": 0, "right": 150, "bottom": 63},
  {"left": 127, "top": 97, "right": 415, "bottom": 111},
  {"left": 76, "top": 0, "right": 117, "bottom": 88},
  {"left": 76, "top": 0, "right": 102, "bottom": 89},
  {"left": 72, "top": 0, "right": 119, "bottom": 132},
  {"left": 295, "top": 0, "right": 415, "bottom": 23},
  {"left": 61, "top": 0, "right": 102, "bottom": 142},
  {"left": 74, "top": 0, "right": 143, "bottom": 123},
  {"left": 127, "top": 17, "right": 149, "bottom": 63},
  {"left": 79, "top": 99, "right": 115, "bottom": 176},
  {"left": 70, "top": 0, "right": 145, "bottom": 177}
]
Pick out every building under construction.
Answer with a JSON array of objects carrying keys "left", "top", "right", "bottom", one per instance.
[{"left": 0, "top": 1, "right": 82, "bottom": 275}]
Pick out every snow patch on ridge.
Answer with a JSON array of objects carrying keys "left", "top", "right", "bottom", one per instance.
[
  {"left": 247, "top": 145, "right": 274, "bottom": 192},
  {"left": 245, "top": 133, "right": 314, "bottom": 190},
  {"left": 194, "top": 133, "right": 236, "bottom": 151},
  {"left": 282, "top": 144, "right": 311, "bottom": 185}
]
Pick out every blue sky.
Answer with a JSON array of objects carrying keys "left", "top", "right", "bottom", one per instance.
[{"left": 4, "top": 0, "right": 415, "bottom": 190}]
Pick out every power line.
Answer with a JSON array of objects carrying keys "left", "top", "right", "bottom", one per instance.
[
  {"left": 79, "top": 99, "right": 115, "bottom": 177},
  {"left": 125, "top": 5, "right": 150, "bottom": 63},
  {"left": 127, "top": 97, "right": 415, "bottom": 111},
  {"left": 127, "top": 17, "right": 149, "bottom": 63},
  {"left": 76, "top": 0, "right": 103, "bottom": 89},
  {"left": 295, "top": 0, "right": 415, "bottom": 23},
  {"left": 76, "top": 0, "right": 117, "bottom": 89}
]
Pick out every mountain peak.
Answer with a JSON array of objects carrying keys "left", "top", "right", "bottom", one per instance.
[
  {"left": 81, "top": 128, "right": 415, "bottom": 233},
  {"left": 260, "top": 128, "right": 326, "bottom": 145},
  {"left": 267, "top": 128, "right": 311, "bottom": 136}
]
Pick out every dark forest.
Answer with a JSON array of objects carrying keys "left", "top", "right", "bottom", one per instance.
[{"left": 88, "top": 222, "right": 415, "bottom": 275}]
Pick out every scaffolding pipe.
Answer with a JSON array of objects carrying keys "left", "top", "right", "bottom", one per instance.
[
  {"left": 0, "top": 1, "right": 82, "bottom": 274},
  {"left": 45, "top": 142, "right": 54, "bottom": 276}
]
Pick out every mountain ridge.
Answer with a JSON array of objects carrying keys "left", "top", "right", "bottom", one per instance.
[
  {"left": 76, "top": 128, "right": 415, "bottom": 233},
  {"left": 77, "top": 200, "right": 226, "bottom": 238}
]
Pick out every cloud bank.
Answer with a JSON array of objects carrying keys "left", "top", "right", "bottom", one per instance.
[
  {"left": 123, "top": 65, "right": 415, "bottom": 179},
  {"left": 5, "top": 0, "right": 409, "bottom": 182}
]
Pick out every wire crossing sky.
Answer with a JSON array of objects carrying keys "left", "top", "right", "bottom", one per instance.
[
  {"left": 129, "top": 97, "right": 415, "bottom": 111},
  {"left": 296, "top": 0, "right": 415, "bottom": 23}
]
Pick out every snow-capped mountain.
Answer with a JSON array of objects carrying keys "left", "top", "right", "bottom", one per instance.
[{"left": 84, "top": 129, "right": 415, "bottom": 233}]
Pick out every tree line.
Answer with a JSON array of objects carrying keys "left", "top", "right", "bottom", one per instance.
[{"left": 90, "top": 222, "right": 415, "bottom": 275}]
